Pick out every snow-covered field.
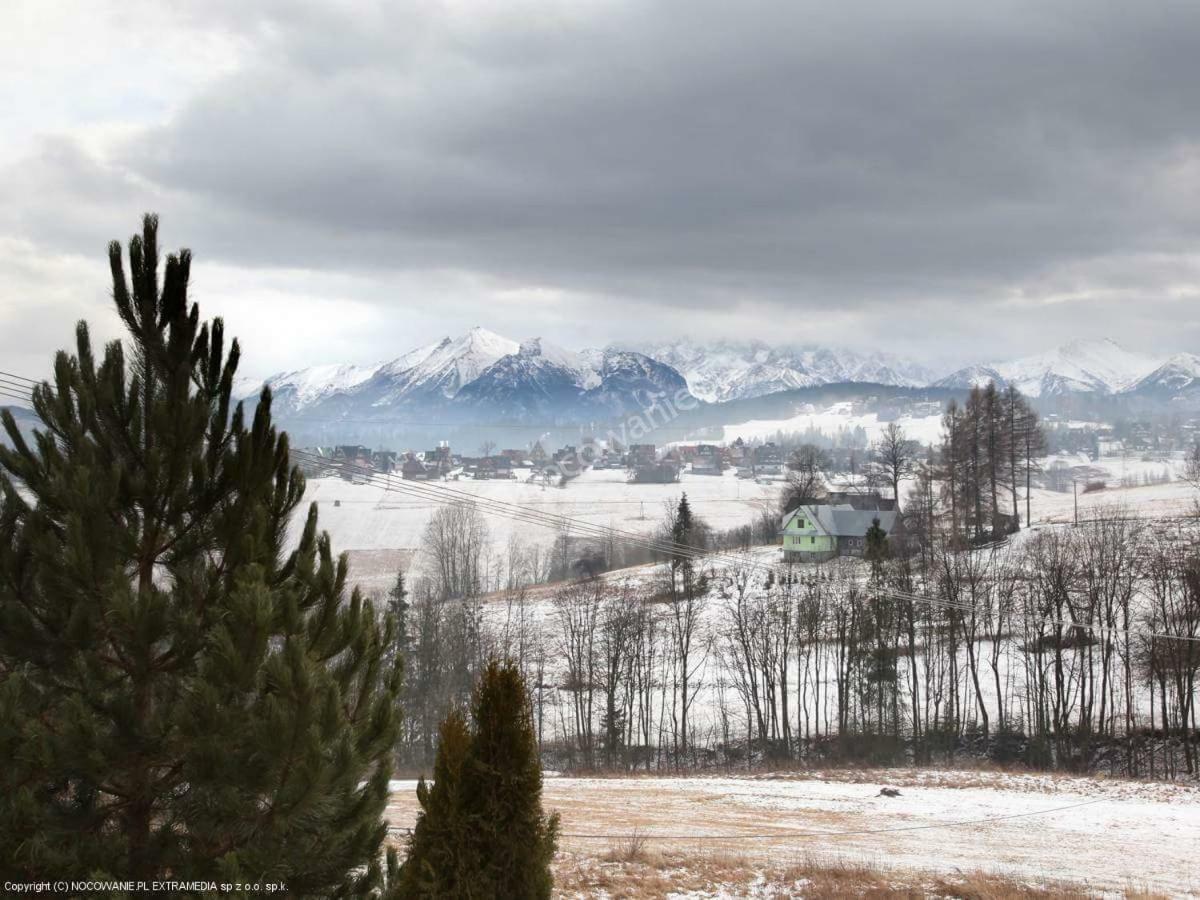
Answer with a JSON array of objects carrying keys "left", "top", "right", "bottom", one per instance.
[
  {"left": 1025, "top": 451, "right": 1193, "bottom": 524},
  {"left": 284, "top": 446, "right": 1200, "bottom": 619},
  {"left": 293, "top": 467, "right": 778, "bottom": 594},
  {"left": 720, "top": 400, "right": 945, "bottom": 446},
  {"left": 297, "top": 449, "right": 1196, "bottom": 599},
  {"left": 385, "top": 769, "right": 1200, "bottom": 896}
]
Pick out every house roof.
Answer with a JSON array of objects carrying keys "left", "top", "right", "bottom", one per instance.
[{"left": 782, "top": 504, "right": 898, "bottom": 538}]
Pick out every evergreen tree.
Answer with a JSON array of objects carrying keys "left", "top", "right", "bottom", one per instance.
[
  {"left": 0, "top": 215, "right": 400, "bottom": 892},
  {"left": 462, "top": 659, "right": 559, "bottom": 900},
  {"left": 865, "top": 517, "right": 892, "bottom": 572},
  {"left": 396, "top": 709, "right": 472, "bottom": 898},
  {"left": 387, "top": 569, "right": 411, "bottom": 668},
  {"left": 398, "top": 659, "right": 558, "bottom": 899}
]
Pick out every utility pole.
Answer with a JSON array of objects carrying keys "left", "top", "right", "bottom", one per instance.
[{"left": 1073, "top": 477, "right": 1078, "bottom": 527}]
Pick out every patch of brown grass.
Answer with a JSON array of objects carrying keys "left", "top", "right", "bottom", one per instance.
[
  {"left": 601, "top": 827, "right": 651, "bottom": 864},
  {"left": 552, "top": 849, "right": 1166, "bottom": 899}
]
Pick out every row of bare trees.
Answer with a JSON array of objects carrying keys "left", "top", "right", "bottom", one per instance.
[
  {"left": 384, "top": 398, "right": 1199, "bottom": 778},
  {"left": 481, "top": 510, "right": 1199, "bottom": 778},
  {"left": 388, "top": 521, "right": 1200, "bottom": 777}
]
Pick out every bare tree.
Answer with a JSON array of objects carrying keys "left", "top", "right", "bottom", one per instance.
[
  {"left": 781, "top": 445, "right": 829, "bottom": 512},
  {"left": 1184, "top": 440, "right": 1200, "bottom": 494},
  {"left": 420, "top": 502, "right": 490, "bottom": 600},
  {"left": 873, "top": 422, "right": 918, "bottom": 503},
  {"left": 553, "top": 579, "right": 602, "bottom": 767}
]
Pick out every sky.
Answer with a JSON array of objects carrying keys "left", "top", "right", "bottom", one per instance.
[{"left": 2, "top": 0, "right": 1199, "bottom": 382}]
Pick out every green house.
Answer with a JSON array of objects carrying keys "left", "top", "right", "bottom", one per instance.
[
  {"left": 780, "top": 501, "right": 900, "bottom": 562},
  {"left": 780, "top": 508, "right": 837, "bottom": 561}
]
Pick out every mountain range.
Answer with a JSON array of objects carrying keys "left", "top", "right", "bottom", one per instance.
[
  {"left": 236, "top": 328, "right": 691, "bottom": 425},
  {"left": 624, "top": 339, "right": 938, "bottom": 402},
  {"left": 932, "top": 338, "right": 1162, "bottom": 397},
  {"left": 230, "top": 332, "right": 1200, "bottom": 427}
]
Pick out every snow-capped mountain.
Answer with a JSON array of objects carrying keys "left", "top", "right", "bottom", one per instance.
[
  {"left": 238, "top": 330, "right": 1196, "bottom": 431},
  {"left": 456, "top": 341, "right": 687, "bottom": 421},
  {"left": 242, "top": 362, "right": 384, "bottom": 414},
  {"left": 1125, "top": 353, "right": 1200, "bottom": 401},
  {"left": 240, "top": 328, "right": 692, "bottom": 425},
  {"left": 629, "top": 339, "right": 936, "bottom": 402},
  {"left": 934, "top": 339, "right": 1160, "bottom": 397}
]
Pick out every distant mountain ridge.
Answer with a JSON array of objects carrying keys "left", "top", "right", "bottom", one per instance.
[
  {"left": 933, "top": 338, "right": 1161, "bottom": 397},
  {"left": 623, "top": 339, "right": 938, "bottom": 402},
  {"left": 237, "top": 327, "right": 693, "bottom": 425},
  {"left": 1125, "top": 352, "right": 1200, "bottom": 401},
  {"left": 235, "top": 332, "right": 1199, "bottom": 427}
]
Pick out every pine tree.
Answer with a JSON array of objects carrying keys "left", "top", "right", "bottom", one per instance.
[
  {"left": 398, "top": 659, "right": 558, "bottom": 899},
  {"left": 0, "top": 215, "right": 400, "bottom": 891}
]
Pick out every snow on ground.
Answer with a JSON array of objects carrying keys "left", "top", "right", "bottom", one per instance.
[
  {"left": 293, "top": 467, "right": 778, "bottom": 560},
  {"left": 1027, "top": 479, "right": 1196, "bottom": 524},
  {"left": 385, "top": 769, "right": 1200, "bottom": 895},
  {"left": 294, "top": 450, "right": 1196, "bottom": 584},
  {"left": 1025, "top": 451, "right": 1193, "bottom": 524},
  {"left": 720, "top": 401, "right": 945, "bottom": 446}
]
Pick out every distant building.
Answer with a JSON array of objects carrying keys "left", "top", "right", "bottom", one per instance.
[
  {"left": 628, "top": 461, "right": 680, "bottom": 484},
  {"left": 780, "top": 493, "right": 900, "bottom": 562},
  {"left": 728, "top": 437, "right": 748, "bottom": 464},
  {"left": 401, "top": 455, "right": 434, "bottom": 480},
  {"left": 372, "top": 450, "right": 398, "bottom": 473},
  {"left": 753, "top": 442, "right": 784, "bottom": 475},
  {"left": 421, "top": 445, "right": 453, "bottom": 476},
  {"left": 691, "top": 443, "right": 725, "bottom": 475},
  {"left": 627, "top": 444, "right": 658, "bottom": 467},
  {"left": 295, "top": 446, "right": 337, "bottom": 478},
  {"left": 501, "top": 448, "right": 529, "bottom": 466}
]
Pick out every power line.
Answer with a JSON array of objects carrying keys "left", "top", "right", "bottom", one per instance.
[
  {"left": 288, "top": 454, "right": 1007, "bottom": 615},
  {"left": 0, "top": 389, "right": 33, "bottom": 406},
  {"left": 290, "top": 452, "right": 1200, "bottom": 643},
  {"left": 4, "top": 371, "right": 1200, "bottom": 644},
  {"left": 0, "top": 370, "right": 40, "bottom": 385}
]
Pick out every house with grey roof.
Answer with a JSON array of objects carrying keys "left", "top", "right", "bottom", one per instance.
[{"left": 780, "top": 495, "right": 900, "bottom": 562}]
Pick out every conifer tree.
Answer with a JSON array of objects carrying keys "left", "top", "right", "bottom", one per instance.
[
  {"left": 396, "top": 709, "right": 472, "bottom": 898},
  {"left": 0, "top": 215, "right": 400, "bottom": 892},
  {"left": 398, "top": 659, "right": 558, "bottom": 899},
  {"left": 463, "top": 659, "right": 559, "bottom": 899},
  {"left": 865, "top": 517, "right": 892, "bottom": 569}
]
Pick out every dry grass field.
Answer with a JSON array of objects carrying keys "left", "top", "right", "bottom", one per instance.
[{"left": 385, "top": 769, "right": 1199, "bottom": 897}]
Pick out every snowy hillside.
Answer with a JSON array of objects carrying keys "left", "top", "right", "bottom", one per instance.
[
  {"left": 934, "top": 338, "right": 1159, "bottom": 397},
  {"left": 1125, "top": 352, "right": 1200, "bottom": 401},
  {"left": 249, "top": 362, "right": 385, "bottom": 414},
  {"left": 627, "top": 339, "right": 936, "bottom": 402}
]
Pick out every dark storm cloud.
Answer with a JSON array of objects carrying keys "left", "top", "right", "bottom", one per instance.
[{"left": 5, "top": 0, "right": 1200, "bottom": 361}]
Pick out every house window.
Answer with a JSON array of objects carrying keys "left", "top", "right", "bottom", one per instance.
[{"left": 810, "top": 536, "right": 816, "bottom": 544}]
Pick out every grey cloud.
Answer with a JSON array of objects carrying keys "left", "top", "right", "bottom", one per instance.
[{"left": 5, "top": 0, "right": 1200, "bottom": 363}]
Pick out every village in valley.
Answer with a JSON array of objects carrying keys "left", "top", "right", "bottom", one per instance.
[
  {"left": 278, "top": 386, "right": 1200, "bottom": 896},
  {"left": 8, "top": 2, "right": 1200, "bottom": 895}
]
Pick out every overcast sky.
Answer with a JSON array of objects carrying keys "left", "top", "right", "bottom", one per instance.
[{"left": 3, "top": 0, "right": 1199, "bottom": 381}]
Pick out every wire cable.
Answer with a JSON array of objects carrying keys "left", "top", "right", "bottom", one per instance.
[{"left": 4, "top": 370, "right": 1199, "bottom": 644}]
